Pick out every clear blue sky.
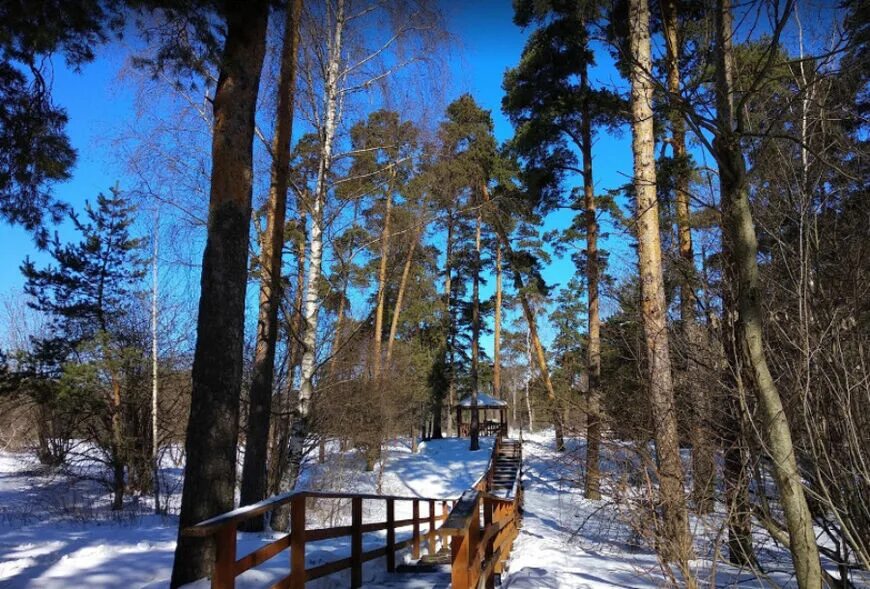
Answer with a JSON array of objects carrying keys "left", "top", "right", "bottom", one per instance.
[{"left": 0, "top": 1, "right": 637, "bottom": 348}]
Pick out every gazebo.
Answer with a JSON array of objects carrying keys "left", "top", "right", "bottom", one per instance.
[{"left": 454, "top": 392, "right": 508, "bottom": 438}]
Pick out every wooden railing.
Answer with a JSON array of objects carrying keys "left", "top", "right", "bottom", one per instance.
[
  {"left": 442, "top": 435, "right": 523, "bottom": 589},
  {"left": 458, "top": 421, "right": 508, "bottom": 437},
  {"left": 183, "top": 490, "right": 455, "bottom": 589}
]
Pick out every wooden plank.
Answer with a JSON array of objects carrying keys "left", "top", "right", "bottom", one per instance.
[
  {"left": 289, "top": 495, "right": 306, "bottom": 589},
  {"left": 441, "top": 489, "right": 480, "bottom": 533},
  {"left": 428, "top": 499, "right": 437, "bottom": 555},
  {"left": 386, "top": 498, "right": 395, "bottom": 572},
  {"left": 412, "top": 499, "right": 421, "bottom": 559},
  {"left": 306, "top": 556, "right": 352, "bottom": 581},
  {"left": 351, "top": 496, "right": 362, "bottom": 588},
  {"left": 234, "top": 533, "right": 291, "bottom": 576},
  {"left": 306, "top": 525, "right": 352, "bottom": 542},
  {"left": 213, "top": 523, "right": 236, "bottom": 589}
]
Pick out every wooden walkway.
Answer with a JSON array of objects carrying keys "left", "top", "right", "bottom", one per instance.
[{"left": 182, "top": 435, "right": 523, "bottom": 589}]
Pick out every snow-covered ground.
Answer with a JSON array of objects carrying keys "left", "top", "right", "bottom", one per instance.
[
  {"left": 3, "top": 432, "right": 868, "bottom": 588},
  {"left": 0, "top": 437, "right": 492, "bottom": 588},
  {"left": 501, "top": 430, "right": 870, "bottom": 589}
]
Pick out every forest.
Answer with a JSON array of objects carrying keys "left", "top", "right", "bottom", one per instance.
[{"left": 0, "top": 0, "right": 867, "bottom": 588}]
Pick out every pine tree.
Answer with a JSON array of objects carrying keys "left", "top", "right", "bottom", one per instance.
[{"left": 22, "top": 188, "right": 146, "bottom": 510}]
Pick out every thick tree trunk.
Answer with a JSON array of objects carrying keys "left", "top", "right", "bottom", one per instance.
[
  {"left": 493, "top": 244, "right": 502, "bottom": 399},
  {"left": 386, "top": 229, "right": 419, "bottom": 363},
  {"left": 170, "top": 4, "right": 268, "bottom": 586},
  {"left": 660, "top": 0, "right": 714, "bottom": 515},
  {"left": 469, "top": 211, "right": 482, "bottom": 451},
  {"left": 292, "top": 0, "right": 345, "bottom": 487},
  {"left": 239, "top": 0, "right": 301, "bottom": 532},
  {"left": 627, "top": 0, "right": 693, "bottom": 565},
  {"left": 714, "top": 2, "right": 822, "bottom": 585},
  {"left": 580, "top": 57, "right": 602, "bottom": 501}
]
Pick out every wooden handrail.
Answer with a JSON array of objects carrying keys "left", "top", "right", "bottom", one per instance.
[
  {"left": 442, "top": 434, "right": 523, "bottom": 589},
  {"left": 184, "top": 491, "right": 456, "bottom": 589},
  {"left": 183, "top": 490, "right": 452, "bottom": 537}
]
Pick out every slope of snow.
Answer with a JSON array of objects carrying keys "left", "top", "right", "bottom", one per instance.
[
  {"left": 0, "top": 437, "right": 492, "bottom": 588},
  {"left": 501, "top": 430, "right": 870, "bottom": 589}
]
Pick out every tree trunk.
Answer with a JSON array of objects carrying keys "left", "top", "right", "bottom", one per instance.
[
  {"left": 469, "top": 210, "right": 482, "bottom": 451},
  {"left": 660, "top": 0, "right": 714, "bottom": 515},
  {"left": 580, "top": 54, "right": 602, "bottom": 501},
  {"left": 268, "top": 210, "right": 307, "bottom": 534},
  {"left": 110, "top": 373, "right": 124, "bottom": 511},
  {"left": 386, "top": 229, "right": 419, "bottom": 363},
  {"left": 444, "top": 216, "right": 454, "bottom": 438},
  {"left": 373, "top": 171, "right": 396, "bottom": 376},
  {"left": 493, "top": 243, "right": 502, "bottom": 399},
  {"left": 485, "top": 188, "right": 564, "bottom": 450},
  {"left": 628, "top": 0, "right": 692, "bottom": 565},
  {"left": 151, "top": 212, "right": 161, "bottom": 514},
  {"left": 239, "top": 0, "right": 301, "bottom": 532},
  {"left": 714, "top": 2, "right": 821, "bottom": 584},
  {"left": 171, "top": 4, "right": 268, "bottom": 585},
  {"left": 292, "top": 0, "right": 346, "bottom": 489}
]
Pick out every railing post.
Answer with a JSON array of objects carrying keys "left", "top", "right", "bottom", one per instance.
[
  {"left": 428, "top": 499, "right": 437, "bottom": 555},
  {"left": 449, "top": 495, "right": 480, "bottom": 589},
  {"left": 440, "top": 500, "right": 449, "bottom": 552},
  {"left": 386, "top": 498, "right": 396, "bottom": 572},
  {"left": 213, "top": 523, "right": 236, "bottom": 589},
  {"left": 484, "top": 497, "right": 494, "bottom": 589},
  {"left": 351, "top": 496, "right": 363, "bottom": 588},
  {"left": 412, "top": 499, "right": 421, "bottom": 559},
  {"left": 290, "top": 494, "right": 306, "bottom": 589}
]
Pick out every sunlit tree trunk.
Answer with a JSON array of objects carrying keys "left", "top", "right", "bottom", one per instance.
[
  {"left": 580, "top": 53, "right": 601, "bottom": 500},
  {"left": 660, "top": 0, "right": 714, "bottom": 514},
  {"left": 292, "top": 0, "right": 346, "bottom": 486},
  {"left": 239, "top": 0, "right": 301, "bottom": 531},
  {"left": 171, "top": 3, "right": 269, "bottom": 585},
  {"left": 151, "top": 212, "right": 161, "bottom": 514},
  {"left": 386, "top": 229, "right": 420, "bottom": 363},
  {"left": 469, "top": 209, "right": 482, "bottom": 451},
  {"left": 486, "top": 187, "right": 564, "bottom": 450},
  {"left": 493, "top": 243, "right": 502, "bottom": 399},
  {"left": 714, "top": 1, "right": 821, "bottom": 584},
  {"left": 628, "top": 0, "right": 693, "bottom": 566},
  {"left": 443, "top": 216, "right": 455, "bottom": 438},
  {"left": 372, "top": 170, "right": 396, "bottom": 376}
]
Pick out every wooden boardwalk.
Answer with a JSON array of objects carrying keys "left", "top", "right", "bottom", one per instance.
[{"left": 182, "top": 435, "right": 524, "bottom": 589}]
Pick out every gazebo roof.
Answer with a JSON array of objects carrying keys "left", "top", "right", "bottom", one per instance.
[{"left": 456, "top": 392, "right": 508, "bottom": 408}]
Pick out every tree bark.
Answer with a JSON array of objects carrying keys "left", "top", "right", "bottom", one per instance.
[
  {"left": 386, "top": 229, "right": 419, "bottom": 363},
  {"left": 151, "top": 212, "right": 160, "bottom": 514},
  {"left": 373, "top": 170, "right": 396, "bottom": 376},
  {"left": 580, "top": 52, "right": 602, "bottom": 501},
  {"left": 443, "top": 216, "right": 455, "bottom": 438},
  {"left": 660, "top": 0, "right": 714, "bottom": 515},
  {"left": 627, "top": 0, "right": 692, "bottom": 564},
  {"left": 469, "top": 210, "right": 482, "bottom": 451},
  {"left": 171, "top": 3, "right": 268, "bottom": 586},
  {"left": 486, "top": 190, "right": 564, "bottom": 450},
  {"left": 714, "top": 1, "right": 821, "bottom": 584},
  {"left": 493, "top": 243, "right": 502, "bottom": 399},
  {"left": 239, "top": 0, "right": 301, "bottom": 532},
  {"left": 292, "top": 0, "right": 345, "bottom": 486}
]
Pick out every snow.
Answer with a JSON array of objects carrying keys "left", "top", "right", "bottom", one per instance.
[
  {"left": 3, "top": 432, "right": 868, "bottom": 588},
  {"left": 500, "top": 430, "right": 870, "bottom": 589},
  {"left": 0, "top": 437, "right": 492, "bottom": 588}
]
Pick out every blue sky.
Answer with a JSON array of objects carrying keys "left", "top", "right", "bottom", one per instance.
[{"left": 0, "top": 1, "right": 637, "bottom": 350}]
